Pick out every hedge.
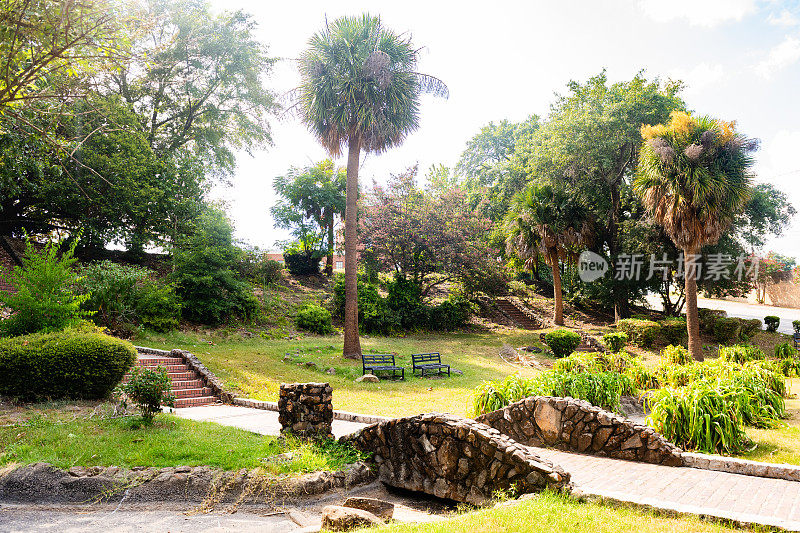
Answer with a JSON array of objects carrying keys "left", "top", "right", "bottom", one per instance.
[
  {"left": 0, "top": 330, "right": 137, "bottom": 400},
  {"left": 616, "top": 319, "right": 661, "bottom": 348},
  {"left": 544, "top": 329, "right": 581, "bottom": 358}
]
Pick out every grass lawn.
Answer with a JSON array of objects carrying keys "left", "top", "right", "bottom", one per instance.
[
  {"left": 0, "top": 414, "right": 361, "bottom": 473},
  {"left": 134, "top": 329, "right": 547, "bottom": 418},
  {"left": 364, "top": 491, "right": 755, "bottom": 533}
]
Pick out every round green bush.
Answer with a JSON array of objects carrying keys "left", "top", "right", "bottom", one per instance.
[
  {"left": 295, "top": 304, "right": 333, "bottom": 334},
  {"left": 793, "top": 320, "right": 800, "bottom": 335},
  {"left": 764, "top": 316, "right": 780, "bottom": 333},
  {"left": 616, "top": 318, "right": 661, "bottom": 348},
  {"left": 602, "top": 332, "right": 628, "bottom": 353},
  {"left": 544, "top": 329, "right": 582, "bottom": 358},
  {"left": 659, "top": 318, "right": 686, "bottom": 346},
  {"left": 0, "top": 330, "right": 137, "bottom": 400}
]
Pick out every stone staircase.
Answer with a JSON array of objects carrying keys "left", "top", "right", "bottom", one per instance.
[
  {"left": 494, "top": 297, "right": 542, "bottom": 330},
  {"left": 124, "top": 353, "right": 219, "bottom": 408}
]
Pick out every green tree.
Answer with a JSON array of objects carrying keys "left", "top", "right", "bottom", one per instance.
[
  {"left": 171, "top": 208, "right": 257, "bottom": 325},
  {"left": 634, "top": 111, "right": 754, "bottom": 361},
  {"left": 506, "top": 181, "right": 591, "bottom": 325},
  {"left": 297, "top": 14, "right": 447, "bottom": 358},
  {"left": 271, "top": 160, "right": 345, "bottom": 275}
]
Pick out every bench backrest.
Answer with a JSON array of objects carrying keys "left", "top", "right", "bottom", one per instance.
[
  {"left": 412, "top": 352, "right": 441, "bottom": 364},
  {"left": 362, "top": 353, "right": 396, "bottom": 367}
]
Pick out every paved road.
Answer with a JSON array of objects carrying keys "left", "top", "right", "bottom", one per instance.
[
  {"left": 646, "top": 294, "right": 800, "bottom": 335},
  {"left": 534, "top": 447, "right": 800, "bottom": 531},
  {"left": 171, "top": 404, "right": 367, "bottom": 438}
]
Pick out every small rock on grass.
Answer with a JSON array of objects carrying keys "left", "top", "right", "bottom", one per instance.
[
  {"left": 321, "top": 505, "right": 382, "bottom": 531},
  {"left": 355, "top": 374, "right": 379, "bottom": 383}
]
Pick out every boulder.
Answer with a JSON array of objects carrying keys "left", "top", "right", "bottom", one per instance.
[
  {"left": 343, "top": 497, "right": 394, "bottom": 520},
  {"left": 355, "top": 374, "right": 379, "bottom": 383},
  {"left": 321, "top": 505, "right": 382, "bottom": 531}
]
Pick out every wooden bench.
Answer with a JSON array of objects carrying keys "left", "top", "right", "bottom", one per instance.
[
  {"left": 362, "top": 353, "right": 404, "bottom": 380},
  {"left": 412, "top": 352, "right": 450, "bottom": 377}
]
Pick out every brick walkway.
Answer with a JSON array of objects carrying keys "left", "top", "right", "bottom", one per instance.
[{"left": 534, "top": 447, "right": 800, "bottom": 531}]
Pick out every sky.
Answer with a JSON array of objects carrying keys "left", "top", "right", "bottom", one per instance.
[{"left": 208, "top": 0, "right": 800, "bottom": 258}]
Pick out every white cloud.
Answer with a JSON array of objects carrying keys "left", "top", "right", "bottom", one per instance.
[
  {"left": 669, "top": 62, "right": 726, "bottom": 97},
  {"left": 768, "top": 9, "right": 800, "bottom": 27},
  {"left": 639, "top": 0, "right": 756, "bottom": 27},
  {"left": 754, "top": 130, "right": 800, "bottom": 257},
  {"left": 755, "top": 36, "right": 800, "bottom": 78}
]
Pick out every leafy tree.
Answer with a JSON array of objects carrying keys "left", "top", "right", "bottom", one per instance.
[
  {"left": 107, "top": 0, "right": 277, "bottom": 175},
  {"left": 171, "top": 208, "right": 258, "bottom": 325},
  {"left": 272, "top": 160, "right": 345, "bottom": 275},
  {"left": 737, "top": 183, "right": 796, "bottom": 251},
  {"left": 506, "top": 180, "right": 591, "bottom": 325},
  {"left": 297, "top": 14, "right": 448, "bottom": 358},
  {"left": 634, "top": 111, "right": 754, "bottom": 360},
  {"left": 360, "top": 167, "right": 503, "bottom": 299},
  {"left": 0, "top": 236, "right": 92, "bottom": 336}
]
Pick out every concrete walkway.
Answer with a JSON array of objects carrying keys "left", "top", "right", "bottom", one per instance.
[
  {"left": 535, "top": 447, "right": 800, "bottom": 531},
  {"left": 171, "top": 404, "right": 368, "bottom": 438}
]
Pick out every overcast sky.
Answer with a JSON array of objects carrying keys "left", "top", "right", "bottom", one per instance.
[{"left": 208, "top": 0, "right": 800, "bottom": 258}]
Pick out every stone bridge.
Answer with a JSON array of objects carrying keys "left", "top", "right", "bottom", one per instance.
[
  {"left": 343, "top": 413, "right": 571, "bottom": 505},
  {"left": 476, "top": 396, "right": 683, "bottom": 466}
]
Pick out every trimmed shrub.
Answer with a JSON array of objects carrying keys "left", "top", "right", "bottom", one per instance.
[
  {"left": 295, "top": 304, "right": 333, "bottom": 334},
  {"left": 544, "top": 329, "right": 582, "bottom": 358},
  {"left": 616, "top": 319, "right": 661, "bottom": 347},
  {"left": 122, "top": 366, "right": 175, "bottom": 424},
  {"left": 710, "top": 317, "right": 761, "bottom": 344},
  {"left": 719, "top": 345, "right": 766, "bottom": 364},
  {"left": 764, "top": 315, "right": 780, "bottom": 333},
  {"left": 602, "top": 332, "right": 628, "bottom": 353},
  {"left": 659, "top": 318, "right": 686, "bottom": 346},
  {"left": 0, "top": 237, "right": 91, "bottom": 337},
  {"left": 662, "top": 344, "right": 691, "bottom": 365},
  {"left": 793, "top": 320, "right": 800, "bottom": 335},
  {"left": 739, "top": 319, "right": 762, "bottom": 342},
  {"left": 698, "top": 308, "right": 727, "bottom": 333},
  {"left": 0, "top": 331, "right": 136, "bottom": 400}
]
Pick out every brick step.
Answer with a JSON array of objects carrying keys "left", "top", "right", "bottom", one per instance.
[
  {"left": 135, "top": 364, "right": 191, "bottom": 373},
  {"left": 171, "top": 379, "right": 205, "bottom": 390},
  {"left": 137, "top": 357, "right": 184, "bottom": 366},
  {"left": 174, "top": 396, "right": 217, "bottom": 408},
  {"left": 173, "top": 387, "right": 213, "bottom": 399},
  {"left": 122, "top": 370, "right": 196, "bottom": 383}
]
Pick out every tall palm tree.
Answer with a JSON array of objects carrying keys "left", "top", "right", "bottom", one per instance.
[
  {"left": 634, "top": 111, "right": 754, "bottom": 361},
  {"left": 506, "top": 180, "right": 591, "bottom": 326},
  {"left": 297, "top": 14, "right": 447, "bottom": 358}
]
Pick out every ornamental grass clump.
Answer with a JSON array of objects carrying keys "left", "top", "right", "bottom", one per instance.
[
  {"left": 602, "top": 332, "right": 628, "bottom": 353},
  {"left": 719, "top": 344, "right": 766, "bottom": 365},
  {"left": 661, "top": 345, "right": 691, "bottom": 366}
]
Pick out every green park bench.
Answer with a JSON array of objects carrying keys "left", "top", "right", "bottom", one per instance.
[
  {"left": 412, "top": 352, "right": 450, "bottom": 377},
  {"left": 361, "top": 353, "right": 404, "bottom": 380}
]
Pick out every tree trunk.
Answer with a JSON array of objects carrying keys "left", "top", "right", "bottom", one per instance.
[
  {"left": 551, "top": 252, "right": 564, "bottom": 326},
  {"left": 608, "top": 181, "right": 629, "bottom": 321},
  {"left": 324, "top": 213, "right": 334, "bottom": 276},
  {"left": 684, "top": 247, "right": 703, "bottom": 361},
  {"left": 342, "top": 140, "right": 362, "bottom": 359}
]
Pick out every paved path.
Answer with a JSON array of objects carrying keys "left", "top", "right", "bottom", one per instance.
[
  {"left": 534, "top": 447, "right": 800, "bottom": 531},
  {"left": 171, "top": 404, "right": 367, "bottom": 438}
]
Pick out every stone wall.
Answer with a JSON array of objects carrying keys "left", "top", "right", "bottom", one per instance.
[
  {"left": 279, "top": 382, "right": 333, "bottom": 439},
  {"left": 343, "top": 413, "right": 571, "bottom": 505},
  {"left": 476, "top": 396, "right": 683, "bottom": 466}
]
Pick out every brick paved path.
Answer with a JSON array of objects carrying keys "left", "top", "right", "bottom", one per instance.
[{"left": 534, "top": 447, "right": 800, "bottom": 531}]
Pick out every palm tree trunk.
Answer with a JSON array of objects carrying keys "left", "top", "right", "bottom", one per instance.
[
  {"left": 343, "top": 140, "right": 362, "bottom": 359},
  {"left": 551, "top": 252, "right": 564, "bottom": 326},
  {"left": 684, "top": 247, "right": 703, "bottom": 361}
]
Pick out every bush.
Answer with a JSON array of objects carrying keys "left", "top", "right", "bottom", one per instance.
[
  {"left": 295, "top": 304, "right": 333, "bottom": 334},
  {"left": 698, "top": 308, "right": 727, "bottom": 333},
  {"left": 709, "top": 317, "right": 761, "bottom": 344},
  {"left": 172, "top": 209, "right": 259, "bottom": 325},
  {"left": 283, "top": 245, "right": 324, "bottom": 276},
  {"left": 78, "top": 261, "right": 181, "bottom": 335},
  {"left": 719, "top": 345, "right": 766, "bottom": 364},
  {"left": 544, "top": 329, "right": 582, "bottom": 358},
  {"left": 659, "top": 318, "right": 686, "bottom": 346},
  {"left": 122, "top": 366, "right": 175, "bottom": 424},
  {"left": 602, "top": 332, "right": 628, "bottom": 353},
  {"left": 385, "top": 275, "right": 429, "bottom": 330},
  {"left": 616, "top": 319, "right": 661, "bottom": 348},
  {"left": 0, "top": 237, "right": 91, "bottom": 336},
  {"left": 794, "top": 320, "right": 800, "bottom": 335},
  {"left": 431, "top": 294, "right": 472, "bottom": 331},
  {"left": 0, "top": 331, "right": 136, "bottom": 400},
  {"left": 662, "top": 344, "right": 691, "bottom": 365},
  {"left": 739, "top": 319, "right": 763, "bottom": 341},
  {"left": 237, "top": 251, "right": 283, "bottom": 286},
  {"left": 775, "top": 342, "right": 798, "bottom": 359},
  {"left": 764, "top": 315, "right": 781, "bottom": 333}
]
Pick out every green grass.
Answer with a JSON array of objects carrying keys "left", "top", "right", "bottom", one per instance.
[
  {"left": 134, "top": 329, "right": 548, "bottom": 418},
  {"left": 0, "top": 414, "right": 362, "bottom": 473},
  {"left": 363, "top": 491, "right": 755, "bottom": 533}
]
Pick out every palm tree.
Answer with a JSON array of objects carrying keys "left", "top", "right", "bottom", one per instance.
[
  {"left": 634, "top": 111, "right": 754, "bottom": 361},
  {"left": 297, "top": 14, "right": 448, "bottom": 358},
  {"left": 506, "top": 180, "right": 591, "bottom": 326}
]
